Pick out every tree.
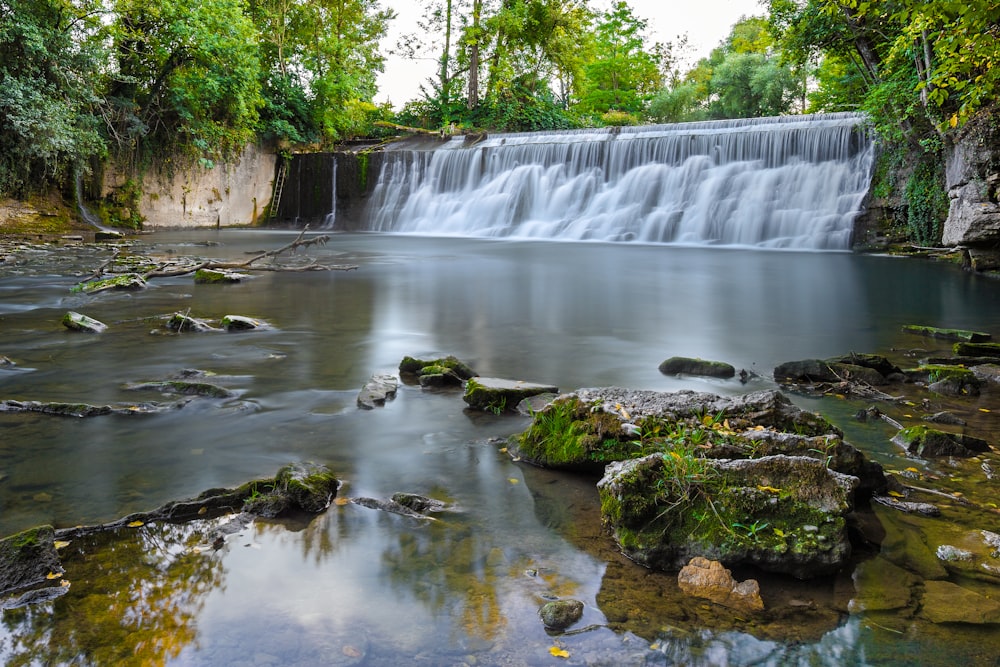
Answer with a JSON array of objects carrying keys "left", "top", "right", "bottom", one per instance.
[
  {"left": 575, "top": 1, "right": 660, "bottom": 116},
  {"left": 0, "top": 0, "right": 107, "bottom": 195}
]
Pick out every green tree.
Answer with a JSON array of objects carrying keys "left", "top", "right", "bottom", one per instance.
[
  {"left": 0, "top": 0, "right": 107, "bottom": 195},
  {"left": 575, "top": 1, "right": 660, "bottom": 117}
]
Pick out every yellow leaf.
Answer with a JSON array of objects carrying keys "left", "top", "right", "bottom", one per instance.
[
  {"left": 753, "top": 425, "right": 765, "bottom": 431},
  {"left": 773, "top": 528, "right": 786, "bottom": 538},
  {"left": 127, "top": 520, "right": 144, "bottom": 528},
  {"left": 549, "top": 646, "right": 570, "bottom": 659},
  {"left": 905, "top": 467, "right": 919, "bottom": 473},
  {"left": 46, "top": 572, "right": 62, "bottom": 580},
  {"left": 887, "top": 490, "right": 905, "bottom": 498},
  {"left": 670, "top": 451, "right": 682, "bottom": 461},
  {"left": 950, "top": 114, "right": 959, "bottom": 128},
  {"left": 334, "top": 496, "right": 351, "bottom": 506},
  {"left": 723, "top": 419, "right": 731, "bottom": 431},
  {"left": 60, "top": 579, "right": 71, "bottom": 588},
  {"left": 757, "top": 485, "right": 781, "bottom": 494},
  {"left": 499, "top": 447, "right": 508, "bottom": 453},
  {"left": 54, "top": 540, "right": 70, "bottom": 549},
  {"left": 953, "top": 491, "right": 964, "bottom": 497},
  {"left": 508, "top": 478, "right": 519, "bottom": 484},
  {"left": 198, "top": 506, "right": 208, "bottom": 515},
  {"left": 980, "top": 408, "right": 991, "bottom": 413}
]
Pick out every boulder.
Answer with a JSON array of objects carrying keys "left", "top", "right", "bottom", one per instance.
[
  {"left": 943, "top": 111, "right": 1000, "bottom": 248},
  {"left": 676, "top": 557, "right": 764, "bottom": 613},
  {"left": 953, "top": 341, "right": 1000, "bottom": 359},
  {"left": 848, "top": 556, "right": 918, "bottom": 612},
  {"left": 242, "top": 462, "right": 340, "bottom": 517},
  {"left": 598, "top": 453, "right": 858, "bottom": 578},
  {"left": 774, "top": 354, "right": 901, "bottom": 386},
  {"left": 773, "top": 359, "right": 842, "bottom": 384},
  {"left": 390, "top": 493, "right": 447, "bottom": 514},
  {"left": 892, "top": 425, "right": 991, "bottom": 458},
  {"left": 919, "top": 364, "right": 983, "bottom": 396},
  {"left": 165, "top": 312, "right": 218, "bottom": 332},
  {"left": 357, "top": 374, "right": 398, "bottom": 409},
  {"left": 0, "top": 526, "right": 64, "bottom": 596},
  {"left": 399, "top": 355, "right": 476, "bottom": 384},
  {"left": 539, "top": 599, "right": 584, "bottom": 631},
  {"left": 61, "top": 311, "right": 107, "bottom": 333},
  {"left": 902, "top": 324, "right": 991, "bottom": 343},
  {"left": 74, "top": 273, "right": 147, "bottom": 294},
  {"left": 658, "top": 357, "right": 736, "bottom": 379},
  {"left": 463, "top": 377, "right": 558, "bottom": 413}
]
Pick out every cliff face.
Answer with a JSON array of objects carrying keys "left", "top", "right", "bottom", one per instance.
[
  {"left": 102, "top": 144, "right": 277, "bottom": 228},
  {"left": 943, "top": 112, "right": 1000, "bottom": 248}
]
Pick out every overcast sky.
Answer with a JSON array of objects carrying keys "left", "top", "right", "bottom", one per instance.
[{"left": 374, "top": 0, "right": 765, "bottom": 107}]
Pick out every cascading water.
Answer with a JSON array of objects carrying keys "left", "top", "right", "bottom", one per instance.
[{"left": 363, "top": 113, "right": 875, "bottom": 249}]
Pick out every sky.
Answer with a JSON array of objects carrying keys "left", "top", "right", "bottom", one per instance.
[{"left": 374, "top": 0, "right": 765, "bottom": 107}]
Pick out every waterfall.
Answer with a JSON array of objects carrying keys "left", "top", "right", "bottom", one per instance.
[
  {"left": 321, "top": 157, "right": 337, "bottom": 229},
  {"left": 362, "top": 113, "right": 875, "bottom": 249}
]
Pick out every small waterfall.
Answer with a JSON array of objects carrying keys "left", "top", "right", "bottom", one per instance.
[
  {"left": 74, "top": 172, "right": 119, "bottom": 233},
  {"left": 321, "top": 157, "right": 337, "bottom": 229},
  {"left": 362, "top": 113, "right": 875, "bottom": 249}
]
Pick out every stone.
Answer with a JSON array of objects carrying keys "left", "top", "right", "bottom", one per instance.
[
  {"left": 902, "top": 325, "right": 991, "bottom": 343},
  {"left": 194, "top": 268, "right": 248, "bottom": 284},
  {"left": 773, "top": 359, "right": 843, "bottom": 384},
  {"left": 971, "top": 363, "right": 1000, "bottom": 385},
  {"left": 75, "top": 273, "right": 147, "bottom": 294},
  {"left": 463, "top": 377, "right": 559, "bottom": 413},
  {"left": 598, "top": 453, "right": 858, "bottom": 578},
  {"left": 399, "top": 355, "right": 476, "bottom": 381},
  {"left": 892, "top": 425, "right": 991, "bottom": 458},
  {"left": 390, "top": 493, "right": 446, "bottom": 514},
  {"left": 61, "top": 311, "right": 107, "bottom": 333},
  {"left": 848, "top": 557, "right": 917, "bottom": 612},
  {"left": 357, "top": 374, "right": 398, "bottom": 409},
  {"left": 539, "top": 599, "right": 584, "bottom": 630},
  {"left": 658, "top": 356, "right": 736, "bottom": 379},
  {"left": 954, "top": 341, "right": 1000, "bottom": 358},
  {"left": 0, "top": 526, "right": 64, "bottom": 596},
  {"left": 165, "top": 312, "right": 217, "bottom": 332},
  {"left": 221, "top": 315, "right": 267, "bottom": 331},
  {"left": 921, "top": 580, "right": 1000, "bottom": 624},
  {"left": 943, "top": 112, "right": 1000, "bottom": 248},
  {"left": 241, "top": 462, "right": 340, "bottom": 517},
  {"left": 676, "top": 557, "right": 764, "bottom": 613},
  {"left": 923, "top": 411, "right": 967, "bottom": 426}
]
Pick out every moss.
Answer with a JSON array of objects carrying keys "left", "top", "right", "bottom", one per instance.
[
  {"left": 73, "top": 273, "right": 146, "bottom": 294},
  {"left": 399, "top": 355, "right": 476, "bottom": 380},
  {"left": 953, "top": 341, "right": 1000, "bottom": 357},
  {"left": 921, "top": 364, "right": 977, "bottom": 383}
]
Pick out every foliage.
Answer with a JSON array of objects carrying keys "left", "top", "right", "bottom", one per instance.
[
  {"left": 904, "top": 151, "right": 949, "bottom": 246},
  {"left": 0, "top": 0, "right": 107, "bottom": 196}
]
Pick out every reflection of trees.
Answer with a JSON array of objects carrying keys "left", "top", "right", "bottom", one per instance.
[{"left": 0, "top": 521, "right": 224, "bottom": 666}]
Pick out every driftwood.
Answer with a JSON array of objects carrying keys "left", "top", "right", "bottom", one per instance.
[{"left": 76, "top": 228, "right": 356, "bottom": 288}]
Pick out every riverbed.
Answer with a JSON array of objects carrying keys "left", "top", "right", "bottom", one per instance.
[{"left": 2, "top": 231, "right": 999, "bottom": 665}]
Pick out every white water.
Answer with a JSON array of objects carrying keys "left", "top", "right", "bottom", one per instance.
[{"left": 364, "top": 113, "right": 875, "bottom": 249}]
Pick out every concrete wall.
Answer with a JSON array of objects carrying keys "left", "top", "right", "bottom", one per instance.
[{"left": 103, "top": 144, "right": 277, "bottom": 228}]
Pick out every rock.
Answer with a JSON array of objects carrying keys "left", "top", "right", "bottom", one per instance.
[
  {"left": 943, "top": 111, "right": 1000, "bottom": 248},
  {"left": 350, "top": 496, "right": 436, "bottom": 520},
  {"left": 512, "top": 388, "right": 842, "bottom": 473},
  {"left": 828, "top": 353, "right": 903, "bottom": 379},
  {"left": 539, "top": 599, "right": 584, "bottom": 630},
  {"left": 773, "top": 359, "right": 843, "bottom": 384},
  {"left": 902, "top": 324, "right": 991, "bottom": 343},
  {"left": 61, "top": 311, "right": 107, "bottom": 333},
  {"left": 598, "top": 453, "right": 858, "bottom": 578},
  {"left": 124, "top": 380, "right": 236, "bottom": 398},
  {"left": 892, "top": 425, "right": 991, "bottom": 458},
  {"left": 0, "top": 399, "right": 182, "bottom": 417},
  {"left": 971, "top": 363, "right": 1000, "bottom": 384},
  {"left": 0, "top": 526, "right": 64, "bottom": 596},
  {"left": 390, "top": 493, "right": 446, "bottom": 514},
  {"left": 872, "top": 495, "right": 941, "bottom": 516},
  {"left": 658, "top": 357, "right": 736, "bottom": 379},
  {"left": 923, "top": 411, "right": 967, "bottom": 426},
  {"left": 0, "top": 356, "right": 14, "bottom": 366},
  {"left": 848, "top": 557, "right": 917, "bottom": 612},
  {"left": 921, "top": 580, "right": 1000, "bottom": 624},
  {"left": 242, "top": 462, "right": 340, "bottom": 517},
  {"left": 221, "top": 315, "right": 267, "bottom": 331},
  {"left": 919, "top": 364, "right": 982, "bottom": 396},
  {"left": 936, "top": 545, "right": 974, "bottom": 562},
  {"left": 357, "top": 374, "right": 398, "bottom": 409},
  {"left": 676, "top": 557, "right": 764, "bottom": 613},
  {"left": 165, "top": 312, "right": 217, "bottom": 332},
  {"left": 953, "top": 341, "right": 1000, "bottom": 359},
  {"left": 194, "top": 268, "right": 248, "bottom": 284},
  {"left": 463, "top": 377, "right": 559, "bottom": 413},
  {"left": 74, "top": 273, "right": 147, "bottom": 294},
  {"left": 399, "top": 355, "right": 476, "bottom": 382}
]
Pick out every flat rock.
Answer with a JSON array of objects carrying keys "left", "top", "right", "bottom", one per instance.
[
  {"left": 0, "top": 526, "right": 63, "bottom": 597},
  {"left": 463, "top": 377, "right": 558, "bottom": 412},
  {"left": 921, "top": 580, "right": 1000, "bottom": 624},
  {"left": 357, "top": 374, "right": 399, "bottom": 409},
  {"left": 849, "top": 556, "right": 917, "bottom": 612},
  {"left": 62, "top": 311, "right": 107, "bottom": 333},
  {"left": 658, "top": 356, "right": 735, "bottom": 378}
]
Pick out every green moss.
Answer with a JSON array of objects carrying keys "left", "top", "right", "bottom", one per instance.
[
  {"left": 953, "top": 341, "right": 1000, "bottom": 357},
  {"left": 73, "top": 273, "right": 146, "bottom": 294},
  {"left": 921, "top": 364, "right": 976, "bottom": 383}
]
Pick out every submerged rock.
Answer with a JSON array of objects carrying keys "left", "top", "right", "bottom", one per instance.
[
  {"left": 221, "top": 314, "right": 268, "bottom": 331},
  {"left": 391, "top": 492, "right": 447, "bottom": 514},
  {"left": 774, "top": 354, "right": 902, "bottom": 387},
  {"left": 902, "top": 325, "right": 991, "bottom": 343},
  {"left": 658, "top": 357, "right": 736, "bottom": 379},
  {"left": 194, "top": 268, "right": 248, "bottom": 284},
  {"left": 124, "top": 380, "right": 236, "bottom": 398},
  {"left": 74, "top": 273, "right": 146, "bottom": 294},
  {"left": 598, "top": 453, "right": 858, "bottom": 578},
  {"left": 0, "top": 399, "right": 182, "bottom": 417},
  {"left": 357, "top": 373, "right": 398, "bottom": 409},
  {"left": 953, "top": 341, "right": 1000, "bottom": 359},
  {"left": 165, "top": 312, "right": 218, "bottom": 332},
  {"left": 61, "top": 311, "right": 107, "bottom": 333},
  {"left": 539, "top": 599, "right": 584, "bottom": 631},
  {"left": 920, "top": 580, "right": 1000, "bottom": 624},
  {"left": 463, "top": 377, "right": 559, "bottom": 413},
  {"left": 891, "top": 425, "right": 992, "bottom": 458},
  {"left": 676, "top": 557, "right": 764, "bottom": 613}
]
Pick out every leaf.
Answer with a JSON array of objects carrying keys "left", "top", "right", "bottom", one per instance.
[
  {"left": 46, "top": 572, "right": 63, "bottom": 580},
  {"left": 773, "top": 527, "right": 786, "bottom": 538},
  {"left": 757, "top": 485, "right": 781, "bottom": 494},
  {"left": 887, "top": 490, "right": 905, "bottom": 498},
  {"left": 127, "top": 520, "right": 144, "bottom": 527},
  {"left": 54, "top": 540, "right": 71, "bottom": 549},
  {"left": 508, "top": 478, "right": 519, "bottom": 484},
  {"left": 60, "top": 579, "right": 71, "bottom": 588},
  {"left": 980, "top": 408, "right": 991, "bottom": 413},
  {"left": 905, "top": 467, "right": 919, "bottom": 473},
  {"left": 334, "top": 497, "right": 351, "bottom": 506},
  {"left": 549, "top": 646, "right": 570, "bottom": 658}
]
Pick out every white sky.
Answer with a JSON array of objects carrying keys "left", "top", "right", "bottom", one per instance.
[{"left": 375, "top": 0, "right": 765, "bottom": 107}]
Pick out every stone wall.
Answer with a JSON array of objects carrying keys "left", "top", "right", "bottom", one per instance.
[{"left": 102, "top": 144, "right": 277, "bottom": 228}]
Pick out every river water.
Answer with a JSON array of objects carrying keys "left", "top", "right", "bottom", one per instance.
[{"left": 2, "top": 231, "right": 1000, "bottom": 665}]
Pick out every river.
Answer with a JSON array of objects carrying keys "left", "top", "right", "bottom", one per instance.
[{"left": 1, "top": 231, "right": 999, "bottom": 665}]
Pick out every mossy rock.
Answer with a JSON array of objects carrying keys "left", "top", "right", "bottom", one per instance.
[
  {"left": 463, "top": 377, "right": 559, "bottom": 413},
  {"left": 891, "top": 425, "right": 991, "bottom": 458},
  {"left": 902, "top": 325, "right": 991, "bottom": 343},
  {"left": 953, "top": 341, "right": 1000, "bottom": 359},
  {"left": 125, "top": 380, "right": 235, "bottom": 399},
  {"left": 165, "top": 312, "right": 217, "bottom": 332},
  {"left": 539, "top": 599, "right": 584, "bottom": 630},
  {"left": 221, "top": 315, "right": 267, "bottom": 331},
  {"left": 658, "top": 356, "right": 736, "bottom": 378},
  {"left": 598, "top": 454, "right": 857, "bottom": 578},
  {"left": 61, "top": 311, "right": 107, "bottom": 333},
  {"left": 828, "top": 353, "right": 902, "bottom": 378},
  {"left": 399, "top": 355, "right": 476, "bottom": 381},
  {"left": 0, "top": 525, "right": 63, "bottom": 595},
  {"left": 73, "top": 273, "right": 146, "bottom": 294}
]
